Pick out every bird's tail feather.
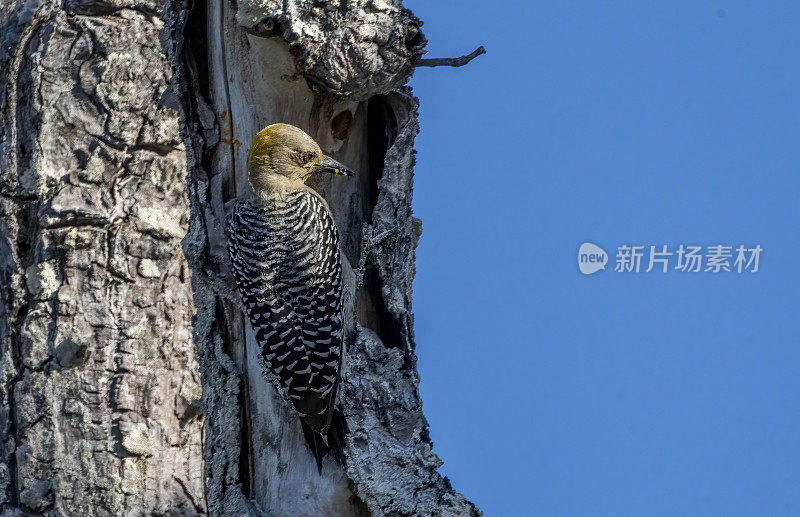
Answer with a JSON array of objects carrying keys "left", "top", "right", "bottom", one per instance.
[{"left": 301, "top": 408, "right": 348, "bottom": 473}]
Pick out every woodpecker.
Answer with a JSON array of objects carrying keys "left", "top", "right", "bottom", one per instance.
[{"left": 227, "top": 123, "right": 353, "bottom": 468}]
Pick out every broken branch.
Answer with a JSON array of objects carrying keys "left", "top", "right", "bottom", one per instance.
[{"left": 415, "top": 46, "right": 486, "bottom": 68}]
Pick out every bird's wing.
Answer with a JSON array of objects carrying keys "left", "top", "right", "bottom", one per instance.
[
  {"left": 228, "top": 194, "right": 342, "bottom": 433},
  {"left": 296, "top": 194, "right": 344, "bottom": 431}
]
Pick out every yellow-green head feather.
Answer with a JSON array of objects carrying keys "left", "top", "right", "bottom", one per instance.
[{"left": 246, "top": 123, "right": 354, "bottom": 194}]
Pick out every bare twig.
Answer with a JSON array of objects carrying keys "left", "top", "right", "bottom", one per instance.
[{"left": 415, "top": 46, "right": 486, "bottom": 68}]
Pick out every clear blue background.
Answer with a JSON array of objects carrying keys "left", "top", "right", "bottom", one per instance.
[{"left": 404, "top": 1, "right": 800, "bottom": 515}]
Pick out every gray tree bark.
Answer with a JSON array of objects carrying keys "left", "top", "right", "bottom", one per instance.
[{"left": 0, "top": 0, "right": 480, "bottom": 515}]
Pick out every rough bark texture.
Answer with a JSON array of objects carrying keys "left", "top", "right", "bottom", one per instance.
[
  {"left": 234, "top": 0, "right": 427, "bottom": 99},
  {"left": 0, "top": 0, "right": 205, "bottom": 514},
  {"left": 0, "top": 0, "right": 479, "bottom": 514}
]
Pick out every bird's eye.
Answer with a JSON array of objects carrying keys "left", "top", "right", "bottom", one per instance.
[{"left": 300, "top": 151, "right": 316, "bottom": 164}]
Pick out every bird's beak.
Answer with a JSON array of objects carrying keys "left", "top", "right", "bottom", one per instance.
[{"left": 312, "top": 155, "right": 354, "bottom": 177}]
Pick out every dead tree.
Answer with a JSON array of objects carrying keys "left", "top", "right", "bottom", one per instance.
[{"left": 0, "top": 0, "right": 481, "bottom": 514}]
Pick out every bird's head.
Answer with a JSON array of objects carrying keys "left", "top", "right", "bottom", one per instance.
[{"left": 246, "top": 123, "right": 353, "bottom": 193}]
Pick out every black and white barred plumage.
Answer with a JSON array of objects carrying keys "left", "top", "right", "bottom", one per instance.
[{"left": 228, "top": 190, "right": 343, "bottom": 435}]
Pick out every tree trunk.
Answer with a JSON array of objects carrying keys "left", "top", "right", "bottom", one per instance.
[{"left": 0, "top": 0, "right": 480, "bottom": 515}]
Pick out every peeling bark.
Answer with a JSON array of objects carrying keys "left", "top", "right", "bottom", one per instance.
[{"left": 0, "top": 0, "right": 479, "bottom": 514}]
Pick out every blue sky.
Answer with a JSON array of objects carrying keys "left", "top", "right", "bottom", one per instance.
[{"left": 405, "top": 1, "right": 800, "bottom": 515}]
